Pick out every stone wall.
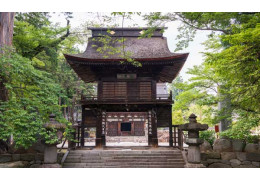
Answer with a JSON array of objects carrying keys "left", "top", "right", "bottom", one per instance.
[
  {"left": 200, "top": 139, "right": 260, "bottom": 168},
  {"left": 0, "top": 152, "right": 64, "bottom": 168}
]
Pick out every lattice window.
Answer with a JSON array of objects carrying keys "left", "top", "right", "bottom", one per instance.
[
  {"left": 134, "top": 121, "right": 145, "bottom": 136},
  {"left": 106, "top": 121, "right": 118, "bottom": 136}
]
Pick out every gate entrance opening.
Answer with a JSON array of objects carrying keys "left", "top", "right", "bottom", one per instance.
[{"left": 106, "top": 112, "right": 148, "bottom": 146}]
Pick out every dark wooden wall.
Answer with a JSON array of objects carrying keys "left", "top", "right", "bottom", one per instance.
[
  {"left": 156, "top": 105, "right": 172, "bottom": 127},
  {"left": 99, "top": 80, "right": 154, "bottom": 101}
]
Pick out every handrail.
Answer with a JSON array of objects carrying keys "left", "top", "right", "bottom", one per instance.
[
  {"left": 58, "top": 138, "right": 67, "bottom": 152},
  {"left": 61, "top": 149, "right": 70, "bottom": 166}
]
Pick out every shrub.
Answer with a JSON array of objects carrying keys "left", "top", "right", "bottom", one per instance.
[
  {"left": 199, "top": 130, "right": 216, "bottom": 146},
  {"left": 246, "top": 135, "right": 260, "bottom": 144}
]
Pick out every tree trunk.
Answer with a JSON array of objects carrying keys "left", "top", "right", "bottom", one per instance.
[
  {"left": 0, "top": 12, "right": 15, "bottom": 102},
  {"left": 0, "top": 12, "right": 15, "bottom": 49},
  {"left": 218, "top": 85, "right": 232, "bottom": 132}
]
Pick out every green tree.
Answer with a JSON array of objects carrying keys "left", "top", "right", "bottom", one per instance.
[
  {"left": 0, "top": 12, "right": 92, "bottom": 149},
  {"left": 144, "top": 12, "right": 260, "bottom": 139}
]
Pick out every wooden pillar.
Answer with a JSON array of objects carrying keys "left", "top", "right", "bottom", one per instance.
[
  {"left": 81, "top": 106, "right": 85, "bottom": 147},
  {"left": 151, "top": 109, "right": 158, "bottom": 147},
  {"left": 169, "top": 117, "right": 173, "bottom": 147},
  {"left": 95, "top": 109, "right": 102, "bottom": 148},
  {"left": 101, "top": 111, "right": 106, "bottom": 146},
  {"left": 148, "top": 111, "right": 152, "bottom": 146}
]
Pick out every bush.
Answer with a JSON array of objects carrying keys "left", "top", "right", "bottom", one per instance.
[
  {"left": 246, "top": 135, "right": 260, "bottom": 144},
  {"left": 199, "top": 130, "right": 216, "bottom": 146}
]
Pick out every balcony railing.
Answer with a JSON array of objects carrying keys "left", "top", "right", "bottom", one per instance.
[{"left": 81, "top": 91, "right": 173, "bottom": 103}]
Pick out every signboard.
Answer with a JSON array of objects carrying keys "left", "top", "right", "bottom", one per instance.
[{"left": 117, "top": 74, "right": 137, "bottom": 80}]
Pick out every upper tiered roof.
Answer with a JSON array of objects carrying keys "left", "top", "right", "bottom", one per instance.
[{"left": 64, "top": 27, "right": 189, "bottom": 82}]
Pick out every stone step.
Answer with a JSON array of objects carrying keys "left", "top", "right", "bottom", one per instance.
[
  {"left": 63, "top": 164, "right": 185, "bottom": 168},
  {"left": 63, "top": 149, "right": 185, "bottom": 168},
  {"left": 64, "top": 161, "right": 184, "bottom": 166},
  {"left": 65, "top": 158, "right": 184, "bottom": 163},
  {"left": 69, "top": 150, "right": 181, "bottom": 154},
  {"left": 67, "top": 156, "right": 182, "bottom": 160},
  {"left": 68, "top": 153, "right": 182, "bottom": 156}
]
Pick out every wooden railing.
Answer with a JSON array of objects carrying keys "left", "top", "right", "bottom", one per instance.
[
  {"left": 172, "top": 125, "right": 187, "bottom": 150},
  {"left": 81, "top": 92, "right": 173, "bottom": 103}
]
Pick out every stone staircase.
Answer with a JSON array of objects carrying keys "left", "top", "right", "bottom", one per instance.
[{"left": 63, "top": 149, "right": 185, "bottom": 168}]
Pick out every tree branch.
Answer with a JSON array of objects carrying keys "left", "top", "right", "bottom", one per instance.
[{"left": 175, "top": 13, "right": 230, "bottom": 34}]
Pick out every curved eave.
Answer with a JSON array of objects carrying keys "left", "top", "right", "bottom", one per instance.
[
  {"left": 64, "top": 53, "right": 189, "bottom": 83},
  {"left": 64, "top": 53, "right": 189, "bottom": 63}
]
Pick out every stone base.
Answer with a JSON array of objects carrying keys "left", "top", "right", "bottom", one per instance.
[
  {"left": 0, "top": 161, "right": 29, "bottom": 168},
  {"left": 184, "top": 163, "right": 206, "bottom": 168},
  {"left": 44, "top": 145, "right": 57, "bottom": 163},
  {"left": 187, "top": 146, "right": 201, "bottom": 163}
]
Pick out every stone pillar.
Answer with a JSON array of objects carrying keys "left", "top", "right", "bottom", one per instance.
[
  {"left": 179, "top": 114, "right": 208, "bottom": 168},
  {"left": 44, "top": 145, "right": 57, "bottom": 163},
  {"left": 185, "top": 139, "right": 204, "bottom": 163}
]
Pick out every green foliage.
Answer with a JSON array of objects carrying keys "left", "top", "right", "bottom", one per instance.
[
  {"left": 92, "top": 33, "right": 142, "bottom": 67},
  {"left": 144, "top": 12, "right": 260, "bottom": 51},
  {"left": 220, "top": 110, "right": 260, "bottom": 141},
  {"left": 246, "top": 135, "right": 260, "bottom": 144},
  {"left": 0, "top": 50, "right": 67, "bottom": 148},
  {"left": 0, "top": 12, "right": 89, "bottom": 149},
  {"left": 172, "top": 110, "right": 184, "bottom": 125},
  {"left": 199, "top": 130, "right": 216, "bottom": 146},
  {"left": 170, "top": 76, "right": 183, "bottom": 101},
  {"left": 164, "top": 12, "right": 260, "bottom": 138},
  {"left": 170, "top": 71, "right": 217, "bottom": 126}
]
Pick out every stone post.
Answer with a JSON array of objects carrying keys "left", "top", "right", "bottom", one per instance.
[
  {"left": 179, "top": 114, "right": 208, "bottom": 168},
  {"left": 43, "top": 114, "right": 66, "bottom": 168}
]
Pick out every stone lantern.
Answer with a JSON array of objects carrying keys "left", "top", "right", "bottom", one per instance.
[
  {"left": 179, "top": 113, "right": 208, "bottom": 167},
  {"left": 43, "top": 114, "right": 66, "bottom": 167}
]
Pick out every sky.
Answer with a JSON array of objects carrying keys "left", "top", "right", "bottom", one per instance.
[{"left": 50, "top": 12, "right": 210, "bottom": 81}]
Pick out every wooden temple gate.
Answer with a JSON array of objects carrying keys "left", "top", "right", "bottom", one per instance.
[{"left": 64, "top": 27, "right": 189, "bottom": 149}]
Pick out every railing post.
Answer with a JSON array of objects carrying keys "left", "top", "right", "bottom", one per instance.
[
  {"left": 177, "top": 128, "right": 183, "bottom": 150},
  {"left": 173, "top": 126, "right": 176, "bottom": 147}
]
